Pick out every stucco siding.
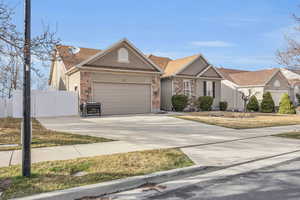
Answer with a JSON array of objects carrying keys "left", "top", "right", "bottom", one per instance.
[
  {"left": 221, "top": 80, "right": 244, "bottom": 111},
  {"left": 68, "top": 71, "right": 80, "bottom": 92},
  {"left": 50, "top": 59, "right": 67, "bottom": 90},
  {"left": 213, "top": 80, "right": 221, "bottom": 107}
]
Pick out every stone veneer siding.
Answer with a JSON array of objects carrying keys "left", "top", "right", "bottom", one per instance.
[
  {"left": 79, "top": 71, "right": 160, "bottom": 112},
  {"left": 80, "top": 71, "right": 92, "bottom": 103},
  {"left": 151, "top": 75, "right": 161, "bottom": 112},
  {"left": 173, "top": 78, "right": 197, "bottom": 110},
  {"left": 172, "top": 77, "right": 221, "bottom": 110}
]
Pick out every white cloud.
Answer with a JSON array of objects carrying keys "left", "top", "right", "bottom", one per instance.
[{"left": 190, "top": 40, "right": 235, "bottom": 47}]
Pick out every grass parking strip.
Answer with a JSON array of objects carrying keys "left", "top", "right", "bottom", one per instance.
[
  {"left": 0, "top": 148, "right": 194, "bottom": 200},
  {"left": 0, "top": 117, "right": 113, "bottom": 151},
  {"left": 274, "top": 132, "right": 300, "bottom": 140},
  {"left": 175, "top": 111, "right": 300, "bottom": 129}
]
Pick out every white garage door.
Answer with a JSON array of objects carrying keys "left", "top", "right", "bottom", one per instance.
[
  {"left": 269, "top": 90, "right": 288, "bottom": 106},
  {"left": 93, "top": 82, "right": 151, "bottom": 115}
]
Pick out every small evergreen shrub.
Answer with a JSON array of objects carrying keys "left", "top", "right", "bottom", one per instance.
[
  {"left": 260, "top": 92, "right": 275, "bottom": 113},
  {"left": 219, "top": 101, "right": 228, "bottom": 111},
  {"left": 278, "top": 93, "right": 296, "bottom": 114},
  {"left": 171, "top": 94, "right": 188, "bottom": 111},
  {"left": 197, "top": 96, "right": 214, "bottom": 111},
  {"left": 246, "top": 95, "right": 259, "bottom": 112}
]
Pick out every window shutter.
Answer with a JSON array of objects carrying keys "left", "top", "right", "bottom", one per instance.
[
  {"left": 203, "top": 81, "right": 207, "bottom": 96},
  {"left": 212, "top": 82, "right": 215, "bottom": 98}
]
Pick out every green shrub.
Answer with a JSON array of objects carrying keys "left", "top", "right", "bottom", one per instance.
[
  {"left": 219, "top": 101, "right": 228, "bottom": 111},
  {"left": 197, "top": 96, "right": 214, "bottom": 111},
  {"left": 171, "top": 94, "right": 188, "bottom": 111},
  {"left": 246, "top": 95, "right": 259, "bottom": 112},
  {"left": 278, "top": 93, "right": 296, "bottom": 114},
  {"left": 260, "top": 92, "right": 275, "bottom": 113}
]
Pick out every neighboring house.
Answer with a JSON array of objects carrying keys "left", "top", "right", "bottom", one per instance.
[
  {"left": 148, "top": 54, "right": 224, "bottom": 111},
  {"left": 49, "top": 39, "right": 162, "bottom": 115},
  {"left": 218, "top": 68, "right": 292, "bottom": 111},
  {"left": 280, "top": 68, "right": 300, "bottom": 104}
]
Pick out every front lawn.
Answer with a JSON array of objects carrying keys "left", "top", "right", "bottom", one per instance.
[
  {"left": 275, "top": 132, "right": 300, "bottom": 140},
  {"left": 0, "top": 118, "right": 113, "bottom": 151},
  {"left": 175, "top": 111, "right": 300, "bottom": 129},
  {"left": 0, "top": 148, "right": 194, "bottom": 199}
]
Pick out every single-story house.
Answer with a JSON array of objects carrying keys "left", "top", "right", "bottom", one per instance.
[
  {"left": 148, "top": 54, "right": 224, "bottom": 111},
  {"left": 50, "top": 38, "right": 224, "bottom": 115},
  {"left": 49, "top": 38, "right": 162, "bottom": 115},
  {"left": 218, "top": 68, "right": 292, "bottom": 111},
  {"left": 280, "top": 68, "right": 300, "bottom": 104}
]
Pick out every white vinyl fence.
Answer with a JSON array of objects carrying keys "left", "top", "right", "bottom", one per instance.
[
  {"left": 0, "top": 98, "right": 12, "bottom": 117},
  {"left": 0, "top": 90, "right": 79, "bottom": 118}
]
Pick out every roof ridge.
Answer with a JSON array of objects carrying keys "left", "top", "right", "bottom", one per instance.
[
  {"left": 56, "top": 44, "right": 101, "bottom": 51},
  {"left": 169, "top": 54, "right": 200, "bottom": 63},
  {"left": 230, "top": 68, "right": 278, "bottom": 76}
]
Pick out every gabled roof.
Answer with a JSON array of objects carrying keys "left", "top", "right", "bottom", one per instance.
[
  {"left": 164, "top": 54, "right": 200, "bottom": 77},
  {"left": 54, "top": 39, "right": 163, "bottom": 75},
  {"left": 76, "top": 38, "right": 163, "bottom": 73},
  {"left": 229, "top": 68, "right": 280, "bottom": 86},
  {"left": 147, "top": 54, "right": 172, "bottom": 70},
  {"left": 56, "top": 45, "right": 101, "bottom": 70},
  {"left": 217, "top": 67, "right": 249, "bottom": 82}
]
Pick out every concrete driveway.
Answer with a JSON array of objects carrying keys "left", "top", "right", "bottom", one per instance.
[{"left": 38, "top": 114, "right": 300, "bottom": 148}]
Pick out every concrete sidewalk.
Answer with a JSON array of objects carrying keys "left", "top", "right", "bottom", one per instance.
[
  {"left": 0, "top": 141, "right": 164, "bottom": 167},
  {"left": 2, "top": 135, "right": 300, "bottom": 168}
]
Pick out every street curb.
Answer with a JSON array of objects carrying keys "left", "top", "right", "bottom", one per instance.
[{"left": 11, "top": 165, "right": 207, "bottom": 200}]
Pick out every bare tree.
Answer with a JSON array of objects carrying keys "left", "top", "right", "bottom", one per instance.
[
  {"left": 239, "top": 89, "right": 258, "bottom": 112},
  {"left": 276, "top": 14, "right": 300, "bottom": 69},
  {"left": 0, "top": 1, "right": 60, "bottom": 98}
]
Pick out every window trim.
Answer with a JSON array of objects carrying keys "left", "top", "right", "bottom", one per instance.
[{"left": 183, "top": 79, "right": 192, "bottom": 97}]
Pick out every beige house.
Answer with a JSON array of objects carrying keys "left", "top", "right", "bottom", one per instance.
[
  {"left": 49, "top": 39, "right": 162, "bottom": 115},
  {"left": 280, "top": 68, "right": 300, "bottom": 104},
  {"left": 218, "top": 68, "right": 292, "bottom": 111},
  {"left": 148, "top": 54, "right": 224, "bottom": 111}
]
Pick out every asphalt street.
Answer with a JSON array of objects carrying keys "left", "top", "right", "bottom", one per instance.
[{"left": 146, "top": 158, "right": 300, "bottom": 200}]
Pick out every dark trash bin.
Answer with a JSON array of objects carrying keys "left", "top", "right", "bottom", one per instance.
[{"left": 80, "top": 102, "right": 101, "bottom": 117}]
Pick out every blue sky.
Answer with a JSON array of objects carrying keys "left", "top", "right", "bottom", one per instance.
[{"left": 9, "top": 0, "right": 300, "bottom": 71}]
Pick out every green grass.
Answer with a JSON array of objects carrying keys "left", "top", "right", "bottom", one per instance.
[
  {"left": 275, "top": 132, "right": 300, "bottom": 140},
  {"left": 0, "top": 148, "right": 194, "bottom": 199},
  {"left": 0, "top": 118, "right": 113, "bottom": 151}
]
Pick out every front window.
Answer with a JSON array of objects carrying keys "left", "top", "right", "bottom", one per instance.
[
  {"left": 206, "top": 81, "right": 213, "bottom": 97},
  {"left": 183, "top": 80, "right": 192, "bottom": 97},
  {"left": 204, "top": 81, "right": 215, "bottom": 98}
]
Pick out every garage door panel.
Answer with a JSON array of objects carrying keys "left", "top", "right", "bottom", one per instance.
[
  {"left": 267, "top": 90, "right": 289, "bottom": 106},
  {"left": 93, "top": 83, "right": 151, "bottom": 115}
]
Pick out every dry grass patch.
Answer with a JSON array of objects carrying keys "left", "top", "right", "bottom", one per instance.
[
  {"left": 0, "top": 118, "right": 113, "bottom": 151},
  {"left": 176, "top": 111, "right": 300, "bottom": 129},
  {"left": 275, "top": 132, "right": 300, "bottom": 140},
  {"left": 0, "top": 148, "right": 194, "bottom": 199}
]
